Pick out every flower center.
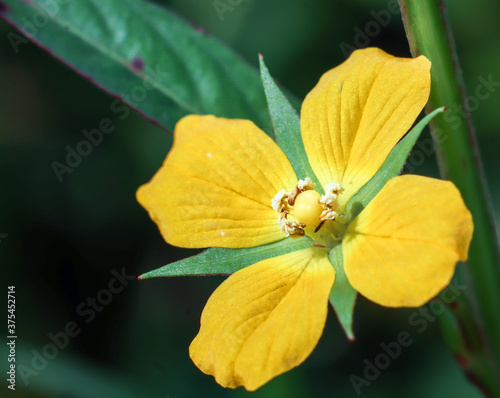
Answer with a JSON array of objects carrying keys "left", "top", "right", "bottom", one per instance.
[
  {"left": 294, "top": 190, "right": 323, "bottom": 228},
  {"left": 271, "top": 178, "right": 346, "bottom": 246}
]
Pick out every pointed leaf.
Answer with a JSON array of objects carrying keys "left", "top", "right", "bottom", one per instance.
[
  {"left": 328, "top": 245, "right": 357, "bottom": 340},
  {"left": 1, "top": 0, "right": 283, "bottom": 131},
  {"left": 346, "top": 107, "right": 445, "bottom": 219},
  {"left": 138, "top": 237, "right": 313, "bottom": 279},
  {"left": 259, "top": 55, "right": 321, "bottom": 189}
]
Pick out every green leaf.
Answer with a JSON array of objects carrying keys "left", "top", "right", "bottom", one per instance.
[
  {"left": 346, "top": 107, "right": 445, "bottom": 219},
  {"left": 1, "top": 0, "right": 278, "bottom": 132},
  {"left": 138, "top": 237, "right": 313, "bottom": 279},
  {"left": 328, "top": 244, "right": 357, "bottom": 341},
  {"left": 259, "top": 55, "right": 321, "bottom": 190}
]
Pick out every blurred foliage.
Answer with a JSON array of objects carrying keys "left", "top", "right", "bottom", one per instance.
[{"left": 1, "top": 0, "right": 498, "bottom": 396}]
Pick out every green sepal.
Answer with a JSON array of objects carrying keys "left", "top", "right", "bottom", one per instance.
[
  {"left": 346, "top": 107, "right": 445, "bottom": 219},
  {"left": 328, "top": 245, "right": 357, "bottom": 341},
  {"left": 138, "top": 237, "right": 313, "bottom": 279},
  {"left": 259, "top": 55, "right": 322, "bottom": 191}
]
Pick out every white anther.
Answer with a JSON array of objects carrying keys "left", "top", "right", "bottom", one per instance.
[
  {"left": 320, "top": 209, "right": 338, "bottom": 222},
  {"left": 324, "top": 182, "right": 343, "bottom": 195},
  {"left": 277, "top": 213, "right": 305, "bottom": 238},
  {"left": 320, "top": 192, "right": 338, "bottom": 207},
  {"left": 297, "top": 177, "right": 315, "bottom": 191},
  {"left": 272, "top": 189, "right": 289, "bottom": 212}
]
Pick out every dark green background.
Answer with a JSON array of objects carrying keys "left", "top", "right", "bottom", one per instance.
[{"left": 1, "top": 0, "right": 498, "bottom": 396}]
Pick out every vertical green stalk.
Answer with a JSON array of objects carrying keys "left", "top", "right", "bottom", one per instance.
[{"left": 398, "top": 0, "right": 500, "bottom": 392}]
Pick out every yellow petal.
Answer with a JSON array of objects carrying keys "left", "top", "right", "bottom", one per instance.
[
  {"left": 342, "top": 175, "right": 473, "bottom": 307},
  {"left": 137, "top": 115, "right": 297, "bottom": 248},
  {"left": 189, "top": 248, "right": 335, "bottom": 391},
  {"left": 301, "top": 48, "right": 431, "bottom": 208}
]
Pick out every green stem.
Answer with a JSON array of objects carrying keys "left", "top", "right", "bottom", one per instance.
[
  {"left": 398, "top": 0, "right": 500, "bottom": 392},
  {"left": 437, "top": 289, "right": 500, "bottom": 396}
]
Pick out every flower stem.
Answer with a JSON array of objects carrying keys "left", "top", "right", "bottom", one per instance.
[
  {"left": 399, "top": 0, "right": 500, "bottom": 392},
  {"left": 437, "top": 287, "right": 500, "bottom": 396}
]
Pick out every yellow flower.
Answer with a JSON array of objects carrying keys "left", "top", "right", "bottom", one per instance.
[{"left": 137, "top": 48, "right": 473, "bottom": 390}]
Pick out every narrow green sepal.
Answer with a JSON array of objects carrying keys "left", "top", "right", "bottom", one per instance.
[
  {"left": 328, "top": 244, "right": 357, "bottom": 341},
  {"left": 138, "top": 237, "right": 313, "bottom": 279},
  {"left": 346, "top": 107, "right": 446, "bottom": 219},
  {"left": 259, "top": 55, "right": 322, "bottom": 191}
]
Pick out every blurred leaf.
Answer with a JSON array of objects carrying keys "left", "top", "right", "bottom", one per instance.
[
  {"left": 346, "top": 107, "right": 445, "bottom": 219},
  {"left": 328, "top": 244, "right": 356, "bottom": 340},
  {"left": 139, "top": 236, "right": 313, "bottom": 279},
  {"left": 259, "top": 55, "right": 321, "bottom": 189},
  {"left": 1, "top": 0, "right": 274, "bottom": 131}
]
